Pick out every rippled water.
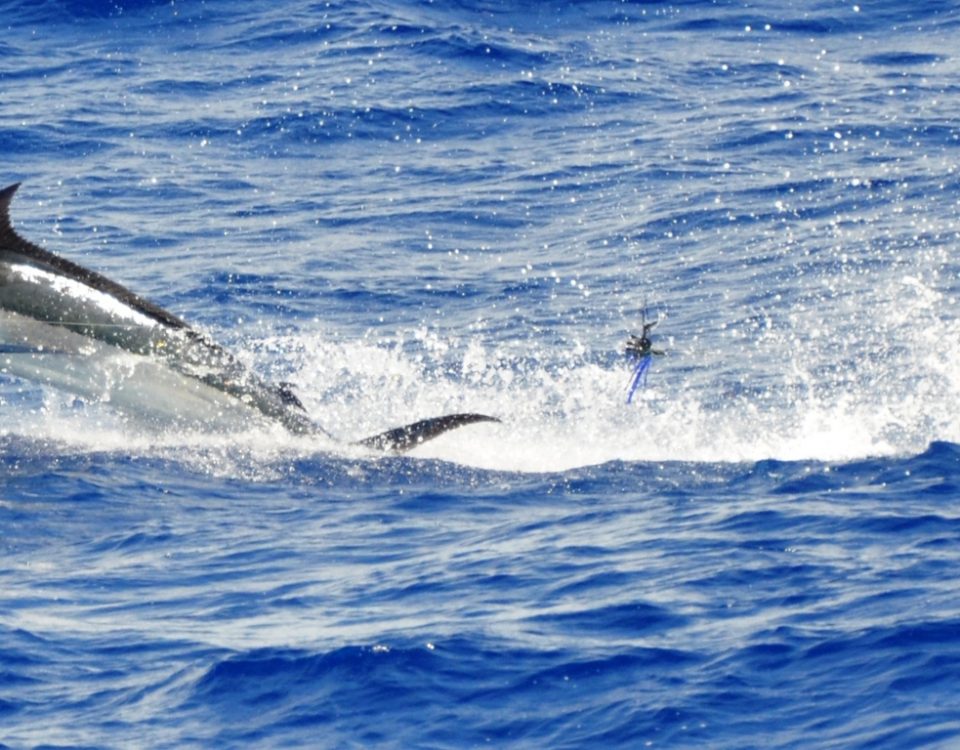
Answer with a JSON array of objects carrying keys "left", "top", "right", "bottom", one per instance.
[{"left": 2, "top": 0, "right": 960, "bottom": 747}]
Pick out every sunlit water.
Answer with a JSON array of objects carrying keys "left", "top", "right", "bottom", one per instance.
[{"left": 2, "top": 1, "right": 960, "bottom": 747}]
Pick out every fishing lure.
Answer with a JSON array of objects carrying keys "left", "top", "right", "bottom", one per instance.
[{"left": 624, "top": 317, "right": 664, "bottom": 404}]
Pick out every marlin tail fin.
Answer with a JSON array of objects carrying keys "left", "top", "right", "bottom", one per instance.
[{"left": 356, "top": 413, "right": 500, "bottom": 453}]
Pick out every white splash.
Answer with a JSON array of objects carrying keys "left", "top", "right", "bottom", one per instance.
[{"left": 2, "top": 268, "right": 958, "bottom": 475}]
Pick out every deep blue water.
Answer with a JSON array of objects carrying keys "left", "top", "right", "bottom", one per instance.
[{"left": 3, "top": 0, "right": 960, "bottom": 747}]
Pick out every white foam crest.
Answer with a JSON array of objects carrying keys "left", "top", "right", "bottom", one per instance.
[{"left": 267, "top": 302, "right": 960, "bottom": 471}]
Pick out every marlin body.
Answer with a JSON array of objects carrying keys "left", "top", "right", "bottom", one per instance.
[{"left": 0, "top": 183, "right": 497, "bottom": 451}]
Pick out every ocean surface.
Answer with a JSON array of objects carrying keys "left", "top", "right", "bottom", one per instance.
[{"left": 3, "top": 0, "right": 960, "bottom": 747}]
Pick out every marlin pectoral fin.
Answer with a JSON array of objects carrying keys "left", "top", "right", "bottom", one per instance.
[
  {"left": 356, "top": 413, "right": 500, "bottom": 453},
  {"left": 0, "top": 343, "right": 65, "bottom": 354},
  {"left": 275, "top": 381, "right": 306, "bottom": 410}
]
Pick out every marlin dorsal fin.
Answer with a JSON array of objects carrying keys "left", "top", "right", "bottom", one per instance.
[
  {"left": 0, "top": 182, "right": 190, "bottom": 330},
  {"left": 0, "top": 183, "right": 43, "bottom": 257}
]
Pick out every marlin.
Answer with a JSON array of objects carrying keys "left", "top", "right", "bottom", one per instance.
[{"left": 0, "top": 183, "right": 498, "bottom": 451}]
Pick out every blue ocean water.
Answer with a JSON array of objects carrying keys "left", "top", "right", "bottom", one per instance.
[{"left": 3, "top": 0, "right": 960, "bottom": 747}]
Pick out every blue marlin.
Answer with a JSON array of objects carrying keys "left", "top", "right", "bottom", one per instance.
[{"left": 0, "top": 183, "right": 498, "bottom": 451}]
